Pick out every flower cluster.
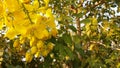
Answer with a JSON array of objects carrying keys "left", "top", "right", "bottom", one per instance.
[{"left": 0, "top": 0, "right": 58, "bottom": 62}]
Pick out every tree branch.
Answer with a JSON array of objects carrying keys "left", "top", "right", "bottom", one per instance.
[
  {"left": 92, "top": 0, "right": 106, "bottom": 8},
  {"left": 76, "top": 17, "right": 81, "bottom": 36}
]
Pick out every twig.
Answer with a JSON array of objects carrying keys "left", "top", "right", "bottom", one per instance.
[
  {"left": 76, "top": 17, "right": 81, "bottom": 36},
  {"left": 21, "top": 3, "right": 33, "bottom": 24}
]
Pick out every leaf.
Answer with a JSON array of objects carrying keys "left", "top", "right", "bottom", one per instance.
[
  {"left": 72, "top": 35, "right": 80, "bottom": 44},
  {"left": 73, "top": 12, "right": 83, "bottom": 18},
  {"left": 64, "top": 46, "right": 74, "bottom": 60},
  {"left": 54, "top": 43, "right": 67, "bottom": 57},
  {"left": 81, "top": 18, "right": 91, "bottom": 24},
  {"left": 64, "top": 16, "right": 73, "bottom": 22},
  {"left": 75, "top": 45, "right": 84, "bottom": 57},
  {"left": 68, "top": 25, "right": 77, "bottom": 32},
  {"left": 62, "top": 33, "right": 72, "bottom": 45}
]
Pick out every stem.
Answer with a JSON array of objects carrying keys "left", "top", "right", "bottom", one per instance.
[
  {"left": 38, "top": 0, "right": 40, "bottom": 8},
  {"left": 92, "top": 0, "right": 106, "bottom": 8},
  {"left": 21, "top": 3, "right": 33, "bottom": 24}
]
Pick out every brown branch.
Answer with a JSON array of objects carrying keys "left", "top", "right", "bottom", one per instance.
[
  {"left": 76, "top": 17, "right": 81, "bottom": 36},
  {"left": 92, "top": 0, "right": 106, "bottom": 8}
]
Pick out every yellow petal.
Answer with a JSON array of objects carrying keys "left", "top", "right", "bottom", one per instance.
[
  {"left": 33, "top": 0, "right": 39, "bottom": 9},
  {"left": 0, "top": 1, "right": 4, "bottom": 16},
  {"left": 47, "top": 42, "right": 54, "bottom": 51},
  {"left": 24, "top": 4, "right": 33, "bottom": 11},
  {"left": 25, "top": 52, "right": 33, "bottom": 62},
  {"left": 0, "top": 21, "right": 3, "bottom": 30},
  {"left": 46, "top": 8, "right": 52, "bottom": 17},
  {"left": 37, "top": 40, "right": 44, "bottom": 49},
  {"left": 44, "top": 0, "right": 49, "bottom": 7},
  {"left": 35, "top": 51, "right": 40, "bottom": 58},
  {"left": 42, "top": 29, "right": 49, "bottom": 40},
  {"left": 30, "top": 46, "right": 37, "bottom": 54},
  {"left": 20, "top": 36, "right": 26, "bottom": 44},
  {"left": 51, "top": 28, "right": 58, "bottom": 37},
  {"left": 34, "top": 25, "right": 47, "bottom": 40},
  {"left": 30, "top": 37, "right": 37, "bottom": 47},
  {"left": 4, "top": 28, "right": 18, "bottom": 39},
  {"left": 13, "top": 39, "right": 20, "bottom": 48},
  {"left": 13, "top": 19, "right": 30, "bottom": 35},
  {"left": 47, "top": 19, "right": 56, "bottom": 28},
  {"left": 4, "top": 0, "right": 20, "bottom": 12},
  {"left": 38, "top": 7, "right": 46, "bottom": 13},
  {"left": 41, "top": 50, "right": 49, "bottom": 57},
  {"left": 20, "top": 0, "right": 31, "bottom": 4},
  {"left": 4, "top": 16, "right": 13, "bottom": 27},
  {"left": 13, "top": 10, "right": 26, "bottom": 21},
  {"left": 65, "top": 55, "right": 70, "bottom": 60}
]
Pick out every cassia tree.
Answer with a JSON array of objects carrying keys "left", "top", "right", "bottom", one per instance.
[{"left": 0, "top": 0, "right": 120, "bottom": 68}]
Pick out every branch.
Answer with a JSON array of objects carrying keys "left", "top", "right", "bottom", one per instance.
[
  {"left": 92, "top": 0, "right": 106, "bottom": 8},
  {"left": 90, "top": 41, "right": 120, "bottom": 51},
  {"left": 76, "top": 17, "right": 81, "bottom": 36}
]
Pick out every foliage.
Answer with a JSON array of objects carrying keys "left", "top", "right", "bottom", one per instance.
[{"left": 0, "top": 0, "right": 120, "bottom": 68}]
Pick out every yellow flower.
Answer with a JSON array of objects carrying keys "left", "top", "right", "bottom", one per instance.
[
  {"left": 0, "top": 1, "right": 4, "bottom": 16},
  {"left": 25, "top": 52, "right": 33, "bottom": 63},
  {"left": 24, "top": 4, "right": 33, "bottom": 11},
  {"left": 46, "top": 8, "right": 52, "bottom": 17},
  {"left": 4, "top": 0, "right": 20, "bottom": 12},
  {"left": 65, "top": 55, "right": 70, "bottom": 60},
  {"left": 24, "top": 25, "right": 34, "bottom": 37},
  {"left": 4, "top": 28, "right": 18, "bottom": 39},
  {"left": 37, "top": 40, "right": 44, "bottom": 49},
  {"left": 20, "top": 36, "right": 26, "bottom": 44},
  {"left": 0, "top": 21, "right": 3, "bottom": 30},
  {"left": 41, "top": 50, "right": 49, "bottom": 57},
  {"left": 4, "top": 16, "right": 13, "bottom": 28},
  {"left": 50, "top": 53, "right": 54, "bottom": 58},
  {"left": 20, "top": 0, "right": 31, "bottom": 4},
  {"left": 30, "top": 37, "right": 37, "bottom": 47},
  {"left": 13, "top": 39, "right": 20, "bottom": 48},
  {"left": 33, "top": 0, "right": 39, "bottom": 9},
  {"left": 30, "top": 46, "right": 37, "bottom": 55},
  {"left": 44, "top": 0, "right": 49, "bottom": 7},
  {"left": 47, "top": 42, "right": 54, "bottom": 51},
  {"left": 47, "top": 20, "right": 56, "bottom": 28},
  {"left": 35, "top": 15, "right": 45, "bottom": 25},
  {"left": 35, "top": 51, "right": 40, "bottom": 58},
  {"left": 51, "top": 28, "right": 58, "bottom": 37},
  {"left": 42, "top": 29, "right": 49, "bottom": 40},
  {"left": 34, "top": 29, "right": 49, "bottom": 40},
  {"left": 13, "top": 10, "right": 26, "bottom": 21},
  {"left": 46, "top": 9, "right": 56, "bottom": 28},
  {"left": 13, "top": 19, "right": 30, "bottom": 35}
]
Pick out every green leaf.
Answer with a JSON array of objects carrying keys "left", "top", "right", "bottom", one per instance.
[
  {"left": 81, "top": 18, "right": 91, "bottom": 24},
  {"left": 62, "top": 33, "right": 72, "bottom": 45},
  {"left": 64, "top": 46, "right": 74, "bottom": 60},
  {"left": 72, "top": 35, "right": 80, "bottom": 44},
  {"left": 73, "top": 12, "right": 83, "bottom": 18},
  {"left": 54, "top": 43, "right": 67, "bottom": 59},
  {"left": 68, "top": 25, "right": 77, "bottom": 32},
  {"left": 64, "top": 16, "right": 73, "bottom": 22},
  {"left": 75, "top": 45, "right": 84, "bottom": 57}
]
